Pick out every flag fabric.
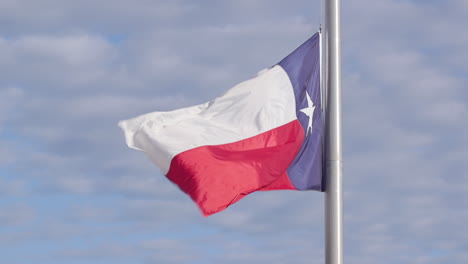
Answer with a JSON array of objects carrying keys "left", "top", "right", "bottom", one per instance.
[{"left": 119, "top": 33, "right": 322, "bottom": 216}]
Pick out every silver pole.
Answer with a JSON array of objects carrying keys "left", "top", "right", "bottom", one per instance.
[{"left": 324, "top": 0, "right": 343, "bottom": 263}]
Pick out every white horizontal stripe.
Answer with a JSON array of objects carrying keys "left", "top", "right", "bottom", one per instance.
[{"left": 119, "top": 65, "right": 297, "bottom": 174}]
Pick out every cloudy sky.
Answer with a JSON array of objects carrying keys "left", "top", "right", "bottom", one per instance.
[{"left": 1, "top": 0, "right": 467, "bottom": 263}]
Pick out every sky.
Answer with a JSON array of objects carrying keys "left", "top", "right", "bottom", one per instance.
[{"left": 1, "top": 0, "right": 467, "bottom": 263}]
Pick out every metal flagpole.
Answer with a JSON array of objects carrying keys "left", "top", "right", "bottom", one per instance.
[{"left": 324, "top": 0, "right": 343, "bottom": 263}]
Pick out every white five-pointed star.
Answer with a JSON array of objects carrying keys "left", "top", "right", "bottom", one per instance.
[{"left": 299, "top": 91, "right": 315, "bottom": 135}]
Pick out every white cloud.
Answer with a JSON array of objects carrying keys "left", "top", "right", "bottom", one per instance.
[{"left": 0, "top": 203, "right": 35, "bottom": 226}]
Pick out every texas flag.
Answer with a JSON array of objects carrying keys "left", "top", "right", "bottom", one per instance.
[{"left": 119, "top": 33, "right": 322, "bottom": 216}]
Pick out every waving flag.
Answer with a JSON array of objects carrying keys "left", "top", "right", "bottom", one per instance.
[{"left": 119, "top": 33, "right": 322, "bottom": 216}]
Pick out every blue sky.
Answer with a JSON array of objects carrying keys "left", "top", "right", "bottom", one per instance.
[{"left": 1, "top": 0, "right": 467, "bottom": 263}]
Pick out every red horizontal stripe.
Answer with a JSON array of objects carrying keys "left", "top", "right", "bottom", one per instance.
[{"left": 166, "top": 120, "right": 305, "bottom": 216}]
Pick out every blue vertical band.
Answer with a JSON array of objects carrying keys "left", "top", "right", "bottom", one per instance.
[{"left": 278, "top": 33, "right": 323, "bottom": 191}]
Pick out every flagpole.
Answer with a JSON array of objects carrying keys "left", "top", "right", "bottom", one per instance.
[{"left": 324, "top": 0, "right": 343, "bottom": 263}]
